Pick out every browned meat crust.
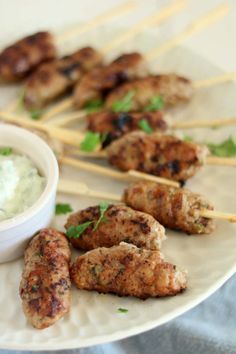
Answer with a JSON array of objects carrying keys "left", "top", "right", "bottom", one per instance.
[
  {"left": 71, "top": 242, "right": 187, "bottom": 299},
  {"left": 24, "top": 47, "right": 103, "bottom": 108},
  {"left": 19, "top": 228, "right": 71, "bottom": 329},
  {"left": 73, "top": 52, "right": 147, "bottom": 108},
  {"left": 87, "top": 111, "right": 169, "bottom": 146},
  {"left": 106, "top": 131, "right": 209, "bottom": 182},
  {"left": 105, "top": 74, "right": 193, "bottom": 110},
  {"left": 65, "top": 204, "right": 166, "bottom": 250},
  {"left": 0, "top": 32, "right": 56, "bottom": 81},
  {"left": 123, "top": 181, "right": 215, "bottom": 235}
]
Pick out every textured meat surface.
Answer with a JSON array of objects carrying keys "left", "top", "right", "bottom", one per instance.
[
  {"left": 65, "top": 204, "right": 166, "bottom": 250},
  {"left": 73, "top": 52, "right": 147, "bottom": 108},
  {"left": 0, "top": 32, "right": 56, "bottom": 81},
  {"left": 87, "top": 111, "right": 169, "bottom": 145},
  {"left": 71, "top": 242, "right": 187, "bottom": 299},
  {"left": 107, "top": 131, "right": 209, "bottom": 182},
  {"left": 123, "top": 181, "right": 215, "bottom": 235},
  {"left": 24, "top": 47, "right": 102, "bottom": 108},
  {"left": 105, "top": 74, "right": 193, "bottom": 110},
  {"left": 19, "top": 228, "right": 71, "bottom": 329}
]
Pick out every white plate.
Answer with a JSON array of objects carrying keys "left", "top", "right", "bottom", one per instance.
[{"left": 0, "top": 22, "right": 236, "bottom": 351}]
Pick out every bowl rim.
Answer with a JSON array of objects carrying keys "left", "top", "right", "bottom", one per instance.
[{"left": 0, "top": 124, "right": 59, "bottom": 233}]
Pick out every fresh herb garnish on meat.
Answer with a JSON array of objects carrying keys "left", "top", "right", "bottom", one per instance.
[
  {"left": 66, "top": 221, "right": 93, "bottom": 239},
  {"left": 55, "top": 203, "right": 73, "bottom": 215},
  {"left": 207, "top": 137, "right": 236, "bottom": 157},
  {"left": 138, "top": 118, "right": 153, "bottom": 134},
  {"left": 66, "top": 202, "right": 109, "bottom": 238},
  {"left": 84, "top": 99, "right": 104, "bottom": 113},
  {"left": 144, "top": 95, "right": 164, "bottom": 111},
  {"left": 0, "top": 147, "right": 12, "bottom": 156},
  {"left": 80, "top": 131, "right": 101, "bottom": 152},
  {"left": 112, "top": 90, "right": 135, "bottom": 112},
  {"left": 118, "top": 308, "right": 128, "bottom": 313},
  {"left": 30, "top": 109, "right": 44, "bottom": 120},
  {"left": 93, "top": 202, "right": 109, "bottom": 231}
]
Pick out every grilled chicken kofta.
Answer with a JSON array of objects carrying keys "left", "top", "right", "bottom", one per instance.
[
  {"left": 0, "top": 32, "right": 56, "bottom": 81},
  {"left": 106, "top": 131, "right": 209, "bottom": 182},
  {"left": 65, "top": 204, "right": 166, "bottom": 251},
  {"left": 71, "top": 242, "right": 187, "bottom": 299},
  {"left": 105, "top": 74, "right": 193, "bottom": 111},
  {"left": 123, "top": 181, "right": 215, "bottom": 235},
  {"left": 87, "top": 111, "right": 169, "bottom": 146},
  {"left": 24, "top": 47, "right": 103, "bottom": 109},
  {"left": 19, "top": 228, "right": 71, "bottom": 329},
  {"left": 73, "top": 52, "right": 147, "bottom": 108}
]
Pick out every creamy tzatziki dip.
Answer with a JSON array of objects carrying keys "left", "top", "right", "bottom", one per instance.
[{"left": 0, "top": 150, "right": 46, "bottom": 222}]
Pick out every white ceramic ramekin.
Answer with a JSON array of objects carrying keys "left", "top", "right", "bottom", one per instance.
[{"left": 0, "top": 124, "right": 59, "bottom": 263}]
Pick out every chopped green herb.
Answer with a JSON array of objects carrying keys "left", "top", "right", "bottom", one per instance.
[
  {"left": 112, "top": 91, "right": 135, "bottom": 113},
  {"left": 18, "top": 89, "right": 26, "bottom": 110},
  {"left": 144, "top": 95, "right": 164, "bottom": 112},
  {"left": 66, "top": 221, "right": 93, "bottom": 239},
  {"left": 207, "top": 137, "right": 236, "bottom": 157},
  {"left": 31, "top": 284, "right": 39, "bottom": 291},
  {"left": 55, "top": 203, "right": 73, "bottom": 215},
  {"left": 118, "top": 308, "right": 128, "bottom": 313},
  {"left": 80, "top": 131, "right": 101, "bottom": 152},
  {"left": 30, "top": 109, "right": 43, "bottom": 120},
  {"left": 183, "top": 135, "right": 193, "bottom": 142},
  {"left": 0, "top": 147, "right": 12, "bottom": 156},
  {"left": 93, "top": 201, "right": 109, "bottom": 231},
  {"left": 138, "top": 119, "right": 153, "bottom": 134},
  {"left": 84, "top": 99, "right": 104, "bottom": 113}
]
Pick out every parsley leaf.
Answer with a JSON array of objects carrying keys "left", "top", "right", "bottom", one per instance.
[
  {"left": 112, "top": 91, "right": 135, "bottom": 112},
  {"left": 55, "top": 203, "right": 73, "bottom": 215},
  {"left": 207, "top": 137, "right": 236, "bottom": 157},
  {"left": 183, "top": 135, "right": 193, "bottom": 142},
  {"left": 118, "top": 308, "right": 128, "bottom": 313},
  {"left": 30, "top": 109, "right": 43, "bottom": 120},
  {"left": 93, "top": 202, "right": 109, "bottom": 231},
  {"left": 84, "top": 99, "right": 104, "bottom": 113},
  {"left": 80, "top": 131, "right": 101, "bottom": 152},
  {"left": 0, "top": 147, "right": 12, "bottom": 156},
  {"left": 138, "top": 119, "right": 153, "bottom": 134},
  {"left": 66, "top": 221, "right": 93, "bottom": 239},
  {"left": 144, "top": 96, "right": 164, "bottom": 112}
]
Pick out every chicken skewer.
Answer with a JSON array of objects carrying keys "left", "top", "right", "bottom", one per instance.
[
  {"left": 19, "top": 228, "right": 71, "bottom": 329},
  {"left": 0, "top": 1, "right": 135, "bottom": 82},
  {"left": 38, "top": 2, "right": 231, "bottom": 121},
  {"left": 58, "top": 179, "right": 236, "bottom": 229},
  {"left": 71, "top": 242, "right": 187, "bottom": 299},
  {"left": 65, "top": 204, "right": 166, "bottom": 251}
]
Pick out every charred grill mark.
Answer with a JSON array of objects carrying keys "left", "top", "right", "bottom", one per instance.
[{"left": 58, "top": 62, "right": 81, "bottom": 78}]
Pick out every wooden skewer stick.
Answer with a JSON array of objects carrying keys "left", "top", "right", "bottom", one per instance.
[
  {"left": 101, "top": 0, "right": 187, "bottom": 54},
  {"left": 206, "top": 156, "right": 236, "bottom": 167},
  {"left": 58, "top": 179, "right": 121, "bottom": 201},
  {"left": 193, "top": 72, "right": 236, "bottom": 89},
  {"left": 58, "top": 178, "right": 236, "bottom": 222},
  {"left": 49, "top": 110, "right": 87, "bottom": 126},
  {"left": 0, "top": 111, "right": 84, "bottom": 147},
  {"left": 173, "top": 116, "right": 236, "bottom": 129},
  {"left": 40, "top": 0, "right": 187, "bottom": 122},
  {"left": 60, "top": 156, "right": 180, "bottom": 187},
  {"left": 56, "top": 1, "right": 137, "bottom": 45},
  {"left": 146, "top": 3, "right": 230, "bottom": 60}
]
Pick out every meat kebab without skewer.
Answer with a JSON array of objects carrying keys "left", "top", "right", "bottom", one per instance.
[
  {"left": 19, "top": 228, "right": 71, "bottom": 329},
  {"left": 73, "top": 52, "right": 147, "bottom": 108},
  {"left": 65, "top": 204, "right": 166, "bottom": 251},
  {"left": 0, "top": 32, "right": 56, "bottom": 82},
  {"left": 71, "top": 242, "right": 187, "bottom": 299},
  {"left": 106, "top": 131, "right": 209, "bottom": 183},
  {"left": 23, "top": 47, "right": 103, "bottom": 109}
]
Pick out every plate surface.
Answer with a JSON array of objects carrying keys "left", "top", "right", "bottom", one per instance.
[{"left": 0, "top": 22, "right": 236, "bottom": 351}]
